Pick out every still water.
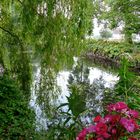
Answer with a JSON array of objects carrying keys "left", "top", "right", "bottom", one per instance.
[{"left": 30, "top": 57, "right": 119, "bottom": 130}]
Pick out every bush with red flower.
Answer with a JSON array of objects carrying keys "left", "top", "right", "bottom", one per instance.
[{"left": 76, "top": 102, "right": 140, "bottom": 140}]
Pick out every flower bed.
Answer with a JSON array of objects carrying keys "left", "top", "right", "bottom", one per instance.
[{"left": 76, "top": 102, "right": 140, "bottom": 140}]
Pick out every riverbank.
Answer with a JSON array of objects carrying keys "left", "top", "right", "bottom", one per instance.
[{"left": 83, "top": 39, "right": 140, "bottom": 74}]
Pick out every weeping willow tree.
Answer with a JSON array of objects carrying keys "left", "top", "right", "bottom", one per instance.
[
  {"left": 0, "top": 0, "right": 94, "bottom": 139},
  {"left": 0, "top": 0, "right": 94, "bottom": 57},
  {"left": 0, "top": 0, "right": 94, "bottom": 91},
  {"left": 0, "top": 0, "right": 94, "bottom": 107}
]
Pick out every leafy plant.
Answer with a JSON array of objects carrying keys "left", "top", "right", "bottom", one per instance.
[
  {"left": 53, "top": 84, "right": 87, "bottom": 140},
  {"left": 115, "top": 58, "right": 140, "bottom": 110},
  {"left": 76, "top": 102, "right": 140, "bottom": 140},
  {"left": 67, "top": 84, "right": 86, "bottom": 117},
  {"left": 116, "top": 58, "right": 135, "bottom": 98},
  {"left": 0, "top": 75, "right": 35, "bottom": 139},
  {"left": 100, "top": 29, "right": 112, "bottom": 39}
]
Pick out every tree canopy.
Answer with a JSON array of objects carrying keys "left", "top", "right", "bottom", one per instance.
[{"left": 96, "top": 0, "right": 140, "bottom": 43}]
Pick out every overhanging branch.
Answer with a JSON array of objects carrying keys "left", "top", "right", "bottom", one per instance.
[
  {"left": 0, "top": 26, "right": 17, "bottom": 38},
  {"left": 0, "top": 26, "right": 23, "bottom": 46},
  {"left": 17, "top": 0, "right": 23, "bottom": 5}
]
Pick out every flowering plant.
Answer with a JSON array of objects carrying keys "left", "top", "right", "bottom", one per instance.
[{"left": 76, "top": 102, "right": 140, "bottom": 140}]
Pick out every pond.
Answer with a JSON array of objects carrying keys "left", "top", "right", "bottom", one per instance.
[{"left": 29, "top": 56, "right": 119, "bottom": 132}]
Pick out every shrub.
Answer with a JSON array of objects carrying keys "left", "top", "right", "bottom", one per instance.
[
  {"left": 0, "top": 75, "right": 35, "bottom": 139},
  {"left": 76, "top": 102, "right": 140, "bottom": 140}
]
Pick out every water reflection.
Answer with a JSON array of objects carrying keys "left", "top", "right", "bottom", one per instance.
[
  {"left": 29, "top": 63, "right": 48, "bottom": 130},
  {"left": 30, "top": 57, "right": 119, "bottom": 130},
  {"left": 57, "top": 71, "right": 70, "bottom": 108},
  {"left": 88, "top": 67, "right": 118, "bottom": 88}
]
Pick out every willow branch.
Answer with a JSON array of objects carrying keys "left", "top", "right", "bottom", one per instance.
[
  {"left": 16, "top": 0, "right": 43, "bottom": 17},
  {"left": 0, "top": 26, "right": 17, "bottom": 38},
  {"left": 0, "top": 26, "right": 23, "bottom": 46},
  {"left": 17, "top": 0, "right": 23, "bottom": 5}
]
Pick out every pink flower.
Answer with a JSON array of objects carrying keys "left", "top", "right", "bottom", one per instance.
[
  {"left": 93, "top": 115, "right": 102, "bottom": 122},
  {"left": 110, "top": 115, "right": 120, "bottom": 124},
  {"left": 115, "top": 102, "right": 128, "bottom": 111},
  {"left": 97, "top": 137, "right": 104, "bottom": 140},
  {"left": 76, "top": 102, "right": 140, "bottom": 140},
  {"left": 128, "top": 110, "right": 139, "bottom": 118},
  {"left": 86, "top": 125, "right": 96, "bottom": 133},
  {"left": 107, "top": 102, "right": 128, "bottom": 112},
  {"left": 104, "top": 114, "right": 112, "bottom": 123},
  {"left": 104, "top": 114, "right": 120, "bottom": 124},
  {"left": 111, "top": 128, "right": 117, "bottom": 134},
  {"left": 95, "top": 122, "right": 107, "bottom": 135},
  {"left": 102, "top": 132, "right": 111, "bottom": 139},
  {"left": 120, "top": 118, "right": 139, "bottom": 132},
  {"left": 107, "top": 104, "right": 116, "bottom": 112},
  {"left": 76, "top": 128, "right": 87, "bottom": 140}
]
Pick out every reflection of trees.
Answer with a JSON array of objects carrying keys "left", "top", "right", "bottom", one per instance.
[
  {"left": 36, "top": 64, "right": 61, "bottom": 119},
  {"left": 86, "top": 77, "right": 105, "bottom": 113},
  {"left": 40, "top": 59, "right": 116, "bottom": 139},
  {"left": 68, "top": 61, "right": 89, "bottom": 117},
  {"left": 68, "top": 60, "right": 114, "bottom": 119},
  {"left": 69, "top": 61, "right": 90, "bottom": 84}
]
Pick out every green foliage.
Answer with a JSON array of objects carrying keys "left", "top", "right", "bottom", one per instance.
[
  {"left": 0, "top": 0, "right": 94, "bottom": 67},
  {"left": 115, "top": 58, "right": 135, "bottom": 98},
  {"left": 97, "top": 57, "right": 140, "bottom": 111},
  {"left": 0, "top": 1, "right": 94, "bottom": 139},
  {"left": 67, "top": 84, "right": 86, "bottom": 117},
  {"left": 0, "top": 75, "right": 35, "bottom": 139},
  {"left": 115, "top": 58, "right": 140, "bottom": 110},
  {"left": 97, "top": 0, "right": 140, "bottom": 43},
  {"left": 51, "top": 85, "right": 87, "bottom": 139},
  {"left": 0, "top": 1, "right": 139, "bottom": 139},
  {"left": 100, "top": 29, "right": 112, "bottom": 39},
  {"left": 0, "top": 0, "right": 94, "bottom": 97},
  {"left": 85, "top": 39, "right": 140, "bottom": 64},
  {"left": 42, "top": 62, "right": 90, "bottom": 140}
]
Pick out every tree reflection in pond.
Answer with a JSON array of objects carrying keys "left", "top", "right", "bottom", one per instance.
[
  {"left": 66, "top": 59, "right": 118, "bottom": 125},
  {"left": 30, "top": 57, "right": 119, "bottom": 134}
]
